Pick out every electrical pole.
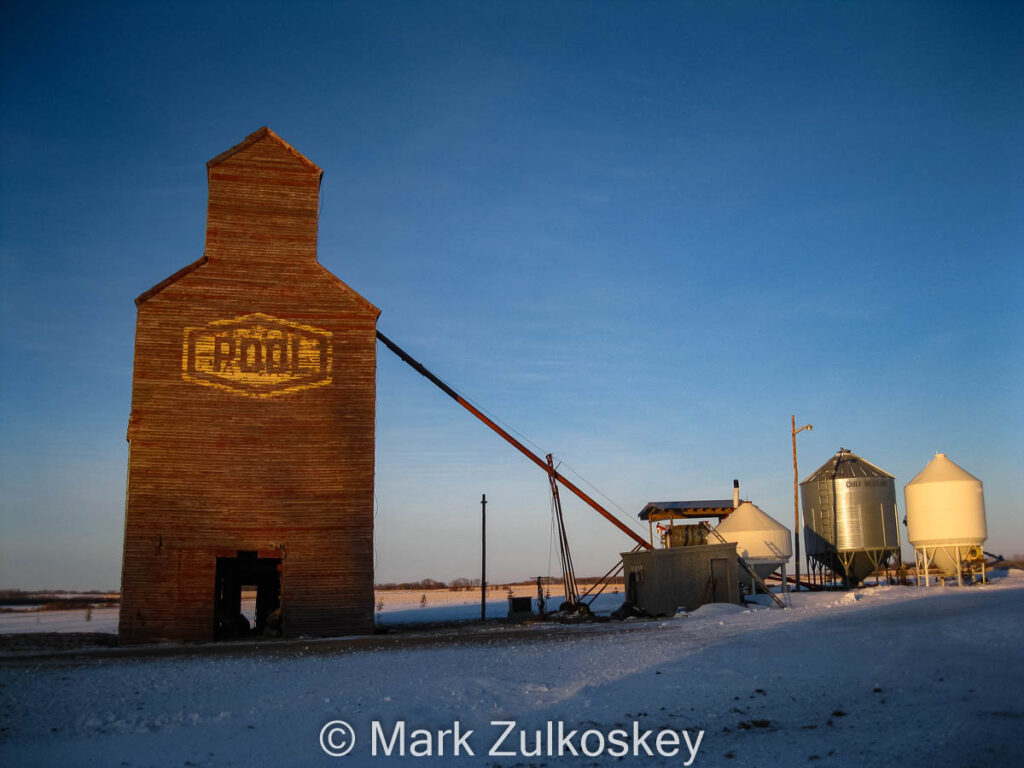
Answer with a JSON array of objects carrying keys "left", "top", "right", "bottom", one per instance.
[
  {"left": 481, "top": 493, "right": 487, "bottom": 621},
  {"left": 792, "top": 416, "right": 812, "bottom": 592}
]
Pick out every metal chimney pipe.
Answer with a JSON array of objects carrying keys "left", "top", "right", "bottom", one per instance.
[{"left": 733, "top": 479, "right": 740, "bottom": 508}]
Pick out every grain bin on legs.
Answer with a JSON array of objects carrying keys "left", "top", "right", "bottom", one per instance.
[
  {"left": 712, "top": 502, "right": 792, "bottom": 592},
  {"left": 905, "top": 453, "right": 987, "bottom": 585},
  {"left": 799, "top": 448, "right": 901, "bottom": 586}
]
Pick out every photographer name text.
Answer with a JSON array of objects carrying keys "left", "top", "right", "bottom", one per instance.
[{"left": 357, "top": 719, "right": 704, "bottom": 762}]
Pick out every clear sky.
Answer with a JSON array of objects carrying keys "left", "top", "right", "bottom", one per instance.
[{"left": 2, "top": 1, "right": 1021, "bottom": 590}]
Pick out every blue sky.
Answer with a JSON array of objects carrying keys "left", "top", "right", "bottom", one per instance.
[{"left": 2, "top": 1, "right": 1021, "bottom": 589}]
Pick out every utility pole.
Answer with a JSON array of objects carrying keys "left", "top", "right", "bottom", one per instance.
[
  {"left": 481, "top": 493, "right": 487, "bottom": 621},
  {"left": 792, "top": 416, "right": 812, "bottom": 592}
]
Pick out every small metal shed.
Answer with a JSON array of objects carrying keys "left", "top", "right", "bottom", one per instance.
[{"left": 621, "top": 543, "right": 740, "bottom": 616}]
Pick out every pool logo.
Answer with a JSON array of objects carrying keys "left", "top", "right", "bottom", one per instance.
[{"left": 182, "top": 313, "right": 332, "bottom": 398}]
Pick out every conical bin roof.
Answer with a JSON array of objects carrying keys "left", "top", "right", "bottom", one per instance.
[
  {"left": 907, "top": 453, "right": 981, "bottom": 485},
  {"left": 714, "top": 502, "right": 792, "bottom": 561},
  {"left": 801, "top": 448, "right": 893, "bottom": 485}
]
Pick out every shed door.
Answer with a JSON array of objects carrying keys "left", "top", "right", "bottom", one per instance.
[{"left": 710, "top": 558, "right": 729, "bottom": 603}]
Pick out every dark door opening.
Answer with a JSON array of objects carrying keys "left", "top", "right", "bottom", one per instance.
[
  {"left": 214, "top": 552, "right": 282, "bottom": 640},
  {"left": 710, "top": 558, "right": 729, "bottom": 603}
]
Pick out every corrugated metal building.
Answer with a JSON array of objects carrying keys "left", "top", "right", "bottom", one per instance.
[
  {"left": 621, "top": 543, "right": 740, "bottom": 616},
  {"left": 800, "top": 448, "right": 900, "bottom": 586},
  {"left": 119, "top": 128, "right": 379, "bottom": 643}
]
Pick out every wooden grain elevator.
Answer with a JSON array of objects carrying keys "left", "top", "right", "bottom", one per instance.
[{"left": 119, "top": 127, "right": 379, "bottom": 643}]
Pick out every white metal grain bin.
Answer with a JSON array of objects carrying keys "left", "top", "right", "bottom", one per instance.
[
  {"left": 714, "top": 502, "right": 792, "bottom": 581},
  {"left": 905, "top": 453, "right": 987, "bottom": 579}
]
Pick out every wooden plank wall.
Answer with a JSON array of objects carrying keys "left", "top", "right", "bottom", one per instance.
[{"left": 120, "top": 128, "right": 379, "bottom": 643}]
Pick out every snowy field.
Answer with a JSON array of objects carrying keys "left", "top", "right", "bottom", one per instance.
[
  {"left": 0, "top": 607, "right": 120, "bottom": 635},
  {"left": 0, "top": 585, "right": 603, "bottom": 634},
  {"left": 2, "top": 572, "right": 1021, "bottom": 767},
  {"left": 371, "top": 586, "right": 625, "bottom": 625}
]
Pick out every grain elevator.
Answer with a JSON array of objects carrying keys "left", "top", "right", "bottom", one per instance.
[{"left": 119, "top": 128, "right": 379, "bottom": 643}]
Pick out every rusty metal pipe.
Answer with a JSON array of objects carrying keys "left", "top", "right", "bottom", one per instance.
[{"left": 377, "top": 331, "right": 652, "bottom": 550}]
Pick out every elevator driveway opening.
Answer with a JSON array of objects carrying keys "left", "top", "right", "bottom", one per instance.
[{"left": 213, "top": 552, "right": 281, "bottom": 640}]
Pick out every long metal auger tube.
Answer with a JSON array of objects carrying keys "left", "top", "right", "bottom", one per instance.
[{"left": 376, "top": 330, "right": 653, "bottom": 551}]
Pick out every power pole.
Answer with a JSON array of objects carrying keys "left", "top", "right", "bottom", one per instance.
[
  {"left": 481, "top": 493, "right": 487, "bottom": 621},
  {"left": 792, "top": 416, "right": 812, "bottom": 592}
]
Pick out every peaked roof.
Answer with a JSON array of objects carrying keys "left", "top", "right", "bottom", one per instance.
[
  {"left": 715, "top": 502, "right": 789, "bottom": 534},
  {"left": 135, "top": 256, "right": 207, "bottom": 306},
  {"left": 206, "top": 126, "right": 321, "bottom": 174},
  {"left": 801, "top": 447, "right": 894, "bottom": 485},
  {"left": 135, "top": 128, "right": 377, "bottom": 314},
  {"left": 907, "top": 453, "right": 981, "bottom": 486}
]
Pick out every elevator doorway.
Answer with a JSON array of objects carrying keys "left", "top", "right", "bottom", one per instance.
[{"left": 213, "top": 552, "right": 282, "bottom": 639}]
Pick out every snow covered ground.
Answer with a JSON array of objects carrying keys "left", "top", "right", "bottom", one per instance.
[
  {"left": 372, "top": 586, "right": 625, "bottom": 625},
  {"left": 2, "top": 572, "right": 1020, "bottom": 767},
  {"left": 0, "top": 585, "right": 615, "bottom": 633},
  {"left": 0, "top": 607, "right": 120, "bottom": 634}
]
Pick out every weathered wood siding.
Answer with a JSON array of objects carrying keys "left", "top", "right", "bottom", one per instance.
[{"left": 120, "top": 128, "right": 379, "bottom": 643}]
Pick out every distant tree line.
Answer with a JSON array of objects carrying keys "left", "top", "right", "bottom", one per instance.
[
  {"left": 374, "top": 578, "right": 449, "bottom": 591},
  {"left": 374, "top": 575, "right": 625, "bottom": 590},
  {"left": 0, "top": 590, "right": 120, "bottom": 608}
]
